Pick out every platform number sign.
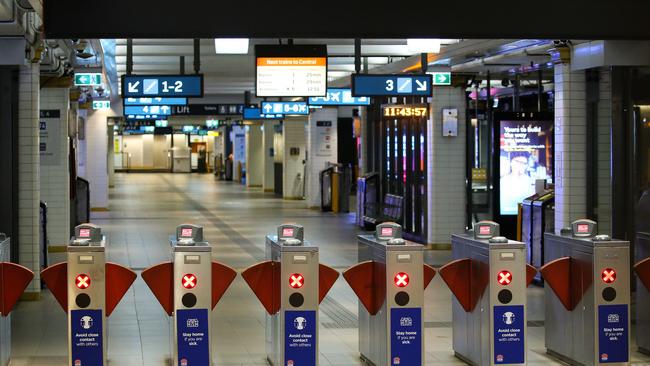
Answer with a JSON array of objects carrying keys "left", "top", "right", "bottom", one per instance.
[
  {"left": 182, "top": 274, "right": 197, "bottom": 289},
  {"left": 122, "top": 75, "right": 204, "bottom": 98}
]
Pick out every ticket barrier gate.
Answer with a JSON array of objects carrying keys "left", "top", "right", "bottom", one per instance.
[
  {"left": 343, "top": 222, "right": 437, "bottom": 366},
  {"left": 634, "top": 231, "right": 650, "bottom": 355},
  {"left": 41, "top": 224, "right": 137, "bottom": 366},
  {"left": 0, "top": 234, "right": 35, "bottom": 366},
  {"left": 141, "top": 224, "right": 237, "bottom": 366},
  {"left": 241, "top": 224, "right": 339, "bottom": 366},
  {"left": 540, "top": 219, "right": 630, "bottom": 365},
  {"left": 438, "top": 221, "right": 537, "bottom": 366}
]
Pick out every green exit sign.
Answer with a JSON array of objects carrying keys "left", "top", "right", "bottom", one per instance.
[
  {"left": 430, "top": 72, "right": 451, "bottom": 86},
  {"left": 92, "top": 100, "right": 111, "bottom": 110},
  {"left": 75, "top": 73, "right": 102, "bottom": 86}
]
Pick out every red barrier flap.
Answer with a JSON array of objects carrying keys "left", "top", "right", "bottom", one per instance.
[
  {"left": 635, "top": 257, "right": 650, "bottom": 291},
  {"left": 41, "top": 262, "right": 68, "bottom": 312},
  {"left": 241, "top": 261, "right": 280, "bottom": 315},
  {"left": 0, "top": 262, "right": 34, "bottom": 316},
  {"left": 141, "top": 262, "right": 174, "bottom": 316},
  {"left": 540, "top": 257, "right": 574, "bottom": 311},
  {"left": 423, "top": 264, "right": 436, "bottom": 289},
  {"left": 342, "top": 261, "right": 385, "bottom": 315},
  {"left": 211, "top": 261, "right": 237, "bottom": 310},
  {"left": 318, "top": 264, "right": 339, "bottom": 304},
  {"left": 439, "top": 259, "right": 474, "bottom": 312},
  {"left": 526, "top": 264, "right": 537, "bottom": 287},
  {"left": 105, "top": 263, "right": 137, "bottom": 317}
]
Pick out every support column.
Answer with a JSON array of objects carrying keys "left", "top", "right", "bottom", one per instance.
[
  {"left": 306, "top": 108, "right": 338, "bottom": 208},
  {"left": 554, "top": 62, "right": 587, "bottom": 230},
  {"left": 231, "top": 125, "right": 246, "bottom": 182},
  {"left": 245, "top": 123, "right": 263, "bottom": 187},
  {"left": 18, "top": 63, "right": 41, "bottom": 294},
  {"left": 262, "top": 120, "right": 278, "bottom": 192},
  {"left": 427, "top": 87, "right": 467, "bottom": 245},
  {"left": 596, "top": 69, "right": 613, "bottom": 234},
  {"left": 283, "top": 118, "right": 307, "bottom": 199}
]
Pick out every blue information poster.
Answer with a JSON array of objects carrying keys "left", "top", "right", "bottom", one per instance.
[
  {"left": 285, "top": 310, "right": 316, "bottom": 365},
  {"left": 390, "top": 307, "right": 422, "bottom": 366},
  {"left": 176, "top": 309, "right": 210, "bottom": 366},
  {"left": 70, "top": 309, "right": 103, "bottom": 366},
  {"left": 598, "top": 304, "right": 629, "bottom": 363},
  {"left": 493, "top": 305, "right": 525, "bottom": 364}
]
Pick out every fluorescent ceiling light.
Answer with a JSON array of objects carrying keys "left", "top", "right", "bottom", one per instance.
[
  {"left": 407, "top": 39, "right": 441, "bottom": 53},
  {"left": 214, "top": 38, "right": 249, "bottom": 54}
]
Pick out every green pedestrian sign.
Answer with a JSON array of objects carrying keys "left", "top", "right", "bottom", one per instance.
[
  {"left": 430, "top": 72, "right": 451, "bottom": 86},
  {"left": 74, "top": 73, "right": 102, "bottom": 86}
]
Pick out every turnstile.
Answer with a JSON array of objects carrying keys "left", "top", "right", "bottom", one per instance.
[
  {"left": 540, "top": 219, "right": 630, "bottom": 365},
  {"left": 141, "top": 224, "right": 236, "bottom": 366},
  {"left": 634, "top": 191, "right": 650, "bottom": 355},
  {"left": 439, "top": 221, "right": 536, "bottom": 366},
  {"left": 343, "top": 222, "right": 436, "bottom": 366},
  {"left": 520, "top": 190, "right": 554, "bottom": 283},
  {"left": 242, "top": 224, "right": 339, "bottom": 366},
  {"left": 41, "top": 224, "right": 137, "bottom": 366}
]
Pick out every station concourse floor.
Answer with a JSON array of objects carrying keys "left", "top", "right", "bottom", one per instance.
[{"left": 9, "top": 173, "right": 650, "bottom": 365}]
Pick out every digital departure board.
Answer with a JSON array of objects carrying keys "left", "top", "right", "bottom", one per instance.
[
  {"left": 255, "top": 45, "right": 327, "bottom": 97},
  {"left": 382, "top": 104, "right": 429, "bottom": 118}
]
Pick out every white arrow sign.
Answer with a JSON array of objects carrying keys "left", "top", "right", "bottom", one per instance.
[
  {"left": 128, "top": 81, "right": 141, "bottom": 93},
  {"left": 263, "top": 104, "right": 272, "bottom": 113},
  {"left": 415, "top": 80, "right": 428, "bottom": 91}
]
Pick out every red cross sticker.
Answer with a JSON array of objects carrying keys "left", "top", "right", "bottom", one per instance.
[
  {"left": 394, "top": 272, "right": 409, "bottom": 287},
  {"left": 601, "top": 268, "right": 616, "bottom": 284},
  {"left": 289, "top": 273, "right": 304, "bottom": 288},
  {"left": 497, "top": 270, "right": 512, "bottom": 285},
  {"left": 182, "top": 274, "right": 197, "bottom": 289},
  {"left": 75, "top": 274, "right": 91, "bottom": 289}
]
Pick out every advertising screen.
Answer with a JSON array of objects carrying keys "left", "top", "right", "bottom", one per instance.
[
  {"left": 255, "top": 45, "right": 327, "bottom": 97},
  {"left": 499, "top": 119, "right": 553, "bottom": 215}
]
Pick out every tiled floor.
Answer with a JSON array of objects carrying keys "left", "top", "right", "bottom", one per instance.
[{"left": 10, "top": 173, "right": 650, "bottom": 365}]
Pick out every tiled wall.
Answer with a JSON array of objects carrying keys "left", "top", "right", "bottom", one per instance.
[
  {"left": 283, "top": 118, "right": 307, "bottom": 199},
  {"left": 262, "top": 121, "right": 278, "bottom": 192},
  {"left": 596, "top": 69, "right": 612, "bottom": 235},
  {"left": 85, "top": 108, "right": 110, "bottom": 209},
  {"left": 554, "top": 63, "right": 587, "bottom": 231},
  {"left": 427, "top": 87, "right": 467, "bottom": 244},
  {"left": 18, "top": 64, "right": 41, "bottom": 292},
  {"left": 246, "top": 124, "right": 263, "bottom": 187},
  {"left": 306, "top": 108, "right": 338, "bottom": 208},
  {"left": 39, "top": 88, "right": 70, "bottom": 252}
]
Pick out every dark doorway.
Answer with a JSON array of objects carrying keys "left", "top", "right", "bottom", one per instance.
[{"left": 0, "top": 67, "right": 19, "bottom": 262}]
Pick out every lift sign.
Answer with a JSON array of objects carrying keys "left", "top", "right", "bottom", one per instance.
[
  {"left": 598, "top": 304, "right": 628, "bottom": 363},
  {"left": 176, "top": 309, "right": 210, "bottom": 365},
  {"left": 493, "top": 305, "right": 524, "bottom": 364},
  {"left": 71, "top": 309, "right": 104, "bottom": 366},
  {"left": 285, "top": 310, "right": 316, "bottom": 365},
  {"left": 390, "top": 308, "right": 421, "bottom": 365}
]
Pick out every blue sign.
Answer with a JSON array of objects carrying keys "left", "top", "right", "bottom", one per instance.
[
  {"left": 285, "top": 310, "right": 316, "bottom": 365},
  {"left": 122, "top": 75, "right": 203, "bottom": 97},
  {"left": 493, "top": 305, "right": 525, "bottom": 364},
  {"left": 124, "top": 105, "right": 172, "bottom": 116},
  {"left": 243, "top": 107, "right": 283, "bottom": 120},
  {"left": 126, "top": 114, "right": 162, "bottom": 120},
  {"left": 352, "top": 74, "right": 432, "bottom": 97},
  {"left": 176, "top": 309, "right": 210, "bottom": 365},
  {"left": 261, "top": 101, "right": 309, "bottom": 115},
  {"left": 123, "top": 97, "right": 187, "bottom": 106},
  {"left": 390, "top": 308, "right": 422, "bottom": 366},
  {"left": 309, "top": 88, "right": 371, "bottom": 106},
  {"left": 71, "top": 309, "right": 104, "bottom": 366},
  {"left": 598, "top": 304, "right": 629, "bottom": 363}
]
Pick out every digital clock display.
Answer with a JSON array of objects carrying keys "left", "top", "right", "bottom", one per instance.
[{"left": 382, "top": 104, "right": 429, "bottom": 118}]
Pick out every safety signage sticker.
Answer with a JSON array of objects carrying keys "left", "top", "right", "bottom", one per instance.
[
  {"left": 176, "top": 308, "right": 210, "bottom": 365},
  {"left": 71, "top": 309, "right": 104, "bottom": 366},
  {"left": 598, "top": 304, "right": 629, "bottom": 363},
  {"left": 493, "top": 305, "right": 525, "bottom": 364},
  {"left": 285, "top": 310, "right": 316, "bottom": 365},
  {"left": 390, "top": 307, "right": 422, "bottom": 366}
]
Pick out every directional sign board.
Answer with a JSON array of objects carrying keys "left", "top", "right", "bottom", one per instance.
[
  {"left": 172, "top": 104, "right": 245, "bottom": 116},
  {"left": 122, "top": 75, "right": 204, "bottom": 98},
  {"left": 430, "top": 72, "right": 452, "bottom": 86},
  {"left": 256, "top": 45, "right": 328, "bottom": 97},
  {"left": 243, "top": 107, "right": 283, "bottom": 120},
  {"left": 123, "top": 97, "right": 187, "bottom": 106},
  {"left": 351, "top": 74, "right": 432, "bottom": 97},
  {"left": 308, "top": 88, "right": 370, "bottom": 106},
  {"left": 74, "top": 73, "right": 102, "bottom": 86},
  {"left": 124, "top": 105, "right": 172, "bottom": 116},
  {"left": 261, "top": 101, "right": 309, "bottom": 115}
]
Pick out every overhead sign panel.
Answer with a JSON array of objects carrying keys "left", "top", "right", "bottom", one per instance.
[
  {"left": 123, "top": 97, "right": 187, "bottom": 106},
  {"left": 124, "top": 105, "right": 172, "bottom": 116},
  {"left": 261, "top": 101, "right": 309, "bottom": 115},
  {"left": 308, "top": 88, "right": 370, "bottom": 106},
  {"left": 351, "top": 74, "right": 432, "bottom": 97},
  {"left": 255, "top": 45, "right": 327, "bottom": 97},
  {"left": 243, "top": 108, "right": 283, "bottom": 120},
  {"left": 74, "top": 73, "right": 102, "bottom": 86},
  {"left": 122, "top": 75, "right": 204, "bottom": 98},
  {"left": 172, "top": 104, "right": 245, "bottom": 116}
]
